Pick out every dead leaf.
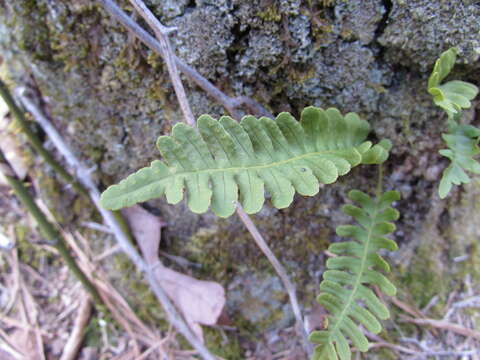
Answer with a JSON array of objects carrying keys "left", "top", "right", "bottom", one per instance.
[
  {"left": 122, "top": 205, "right": 226, "bottom": 342},
  {"left": 122, "top": 205, "right": 165, "bottom": 265}
]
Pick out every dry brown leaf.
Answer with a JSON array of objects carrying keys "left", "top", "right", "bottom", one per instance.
[{"left": 122, "top": 205, "right": 226, "bottom": 342}]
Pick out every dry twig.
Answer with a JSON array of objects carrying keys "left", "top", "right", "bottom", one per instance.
[
  {"left": 402, "top": 317, "right": 480, "bottom": 340},
  {"left": 60, "top": 294, "right": 93, "bottom": 360}
]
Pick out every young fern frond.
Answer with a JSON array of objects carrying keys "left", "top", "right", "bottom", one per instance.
[
  {"left": 428, "top": 48, "right": 479, "bottom": 198},
  {"left": 310, "top": 190, "right": 400, "bottom": 360},
  {"left": 428, "top": 48, "right": 478, "bottom": 118},
  {"left": 100, "top": 107, "right": 391, "bottom": 217}
]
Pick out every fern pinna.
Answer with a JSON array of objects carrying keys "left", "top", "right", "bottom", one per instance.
[
  {"left": 428, "top": 48, "right": 479, "bottom": 198},
  {"left": 100, "top": 106, "right": 390, "bottom": 217},
  {"left": 310, "top": 190, "right": 399, "bottom": 360}
]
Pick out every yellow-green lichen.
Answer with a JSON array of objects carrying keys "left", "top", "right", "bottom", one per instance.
[{"left": 257, "top": 5, "right": 282, "bottom": 23}]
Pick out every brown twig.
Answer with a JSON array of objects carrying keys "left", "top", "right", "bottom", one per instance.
[
  {"left": 128, "top": 0, "right": 195, "bottom": 126},
  {"left": 16, "top": 91, "right": 217, "bottom": 360},
  {"left": 60, "top": 294, "right": 93, "bottom": 360},
  {"left": 402, "top": 317, "right": 480, "bottom": 340}
]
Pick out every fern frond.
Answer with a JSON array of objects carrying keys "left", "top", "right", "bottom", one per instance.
[
  {"left": 428, "top": 48, "right": 478, "bottom": 118},
  {"left": 310, "top": 190, "right": 400, "bottom": 360},
  {"left": 100, "top": 107, "right": 391, "bottom": 217},
  {"left": 428, "top": 48, "right": 480, "bottom": 198},
  {"left": 438, "top": 124, "right": 480, "bottom": 198}
]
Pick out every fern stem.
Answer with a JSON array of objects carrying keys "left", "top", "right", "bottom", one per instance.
[
  {"left": 326, "top": 197, "right": 380, "bottom": 348},
  {"left": 376, "top": 164, "right": 384, "bottom": 198},
  {"left": 236, "top": 205, "right": 313, "bottom": 355}
]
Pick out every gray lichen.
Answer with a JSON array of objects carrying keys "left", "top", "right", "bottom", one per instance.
[{"left": 0, "top": 0, "right": 479, "bottom": 357}]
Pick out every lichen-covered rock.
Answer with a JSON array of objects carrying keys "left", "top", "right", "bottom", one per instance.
[
  {"left": 0, "top": 0, "right": 479, "bottom": 357},
  {"left": 379, "top": 0, "right": 480, "bottom": 70},
  {"left": 334, "top": 0, "right": 386, "bottom": 45}
]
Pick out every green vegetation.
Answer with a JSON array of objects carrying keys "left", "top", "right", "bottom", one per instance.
[
  {"left": 100, "top": 107, "right": 390, "bottom": 217},
  {"left": 428, "top": 48, "right": 480, "bottom": 198},
  {"left": 310, "top": 190, "right": 399, "bottom": 360}
]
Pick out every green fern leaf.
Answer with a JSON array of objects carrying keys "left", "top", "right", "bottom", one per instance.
[
  {"left": 428, "top": 48, "right": 479, "bottom": 117},
  {"left": 310, "top": 190, "right": 400, "bottom": 360},
  {"left": 428, "top": 48, "right": 480, "bottom": 198},
  {"left": 438, "top": 124, "right": 480, "bottom": 198},
  {"left": 100, "top": 107, "right": 391, "bottom": 217}
]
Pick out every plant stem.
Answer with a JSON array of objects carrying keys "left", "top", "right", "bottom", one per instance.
[
  {"left": 0, "top": 150, "right": 103, "bottom": 305},
  {"left": 122, "top": 1, "right": 312, "bottom": 355},
  {"left": 128, "top": 0, "right": 195, "bottom": 126}
]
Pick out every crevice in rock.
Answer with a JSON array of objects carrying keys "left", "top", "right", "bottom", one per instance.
[
  {"left": 374, "top": 0, "right": 392, "bottom": 41},
  {"left": 225, "top": 21, "right": 250, "bottom": 75},
  {"left": 372, "top": 0, "right": 392, "bottom": 65}
]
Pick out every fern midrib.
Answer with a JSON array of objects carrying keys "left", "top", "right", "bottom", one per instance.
[
  {"left": 327, "top": 201, "right": 379, "bottom": 343},
  {"left": 167, "top": 147, "right": 360, "bottom": 177}
]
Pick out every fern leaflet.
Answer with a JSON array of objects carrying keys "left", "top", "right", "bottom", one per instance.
[
  {"left": 310, "top": 190, "right": 399, "bottom": 360},
  {"left": 438, "top": 123, "right": 480, "bottom": 198},
  {"left": 428, "top": 48, "right": 478, "bottom": 118},
  {"left": 428, "top": 48, "right": 479, "bottom": 198},
  {"left": 100, "top": 107, "right": 391, "bottom": 217}
]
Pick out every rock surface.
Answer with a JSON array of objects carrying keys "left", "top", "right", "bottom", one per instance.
[{"left": 0, "top": 0, "right": 479, "bottom": 357}]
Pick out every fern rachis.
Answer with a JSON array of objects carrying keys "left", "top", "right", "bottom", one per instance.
[{"left": 310, "top": 190, "right": 399, "bottom": 360}]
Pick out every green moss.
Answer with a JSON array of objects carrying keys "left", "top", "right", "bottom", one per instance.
[
  {"left": 204, "top": 327, "right": 243, "bottom": 359},
  {"left": 14, "top": 1, "right": 52, "bottom": 62},
  {"left": 15, "top": 224, "right": 57, "bottom": 269},
  {"left": 257, "top": 5, "right": 282, "bottom": 23},
  {"left": 111, "top": 253, "right": 167, "bottom": 324},
  {"left": 396, "top": 242, "right": 446, "bottom": 310}
]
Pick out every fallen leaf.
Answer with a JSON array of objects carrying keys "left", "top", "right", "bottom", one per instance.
[
  {"left": 122, "top": 205, "right": 226, "bottom": 342},
  {"left": 122, "top": 205, "right": 165, "bottom": 265}
]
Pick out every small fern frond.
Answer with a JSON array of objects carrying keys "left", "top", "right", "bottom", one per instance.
[
  {"left": 310, "top": 190, "right": 400, "bottom": 360},
  {"left": 438, "top": 123, "right": 480, "bottom": 198},
  {"left": 428, "top": 48, "right": 478, "bottom": 118},
  {"left": 100, "top": 107, "right": 391, "bottom": 217},
  {"left": 428, "top": 48, "right": 480, "bottom": 198}
]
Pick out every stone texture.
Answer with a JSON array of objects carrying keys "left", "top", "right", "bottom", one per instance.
[
  {"left": 379, "top": 0, "right": 480, "bottom": 70},
  {"left": 0, "top": 0, "right": 479, "bottom": 357}
]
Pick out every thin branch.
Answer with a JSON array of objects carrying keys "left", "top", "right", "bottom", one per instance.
[
  {"left": 16, "top": 91, "right": 217, "bottom": 360},
  {"left": 128, "top": 0, "right": 195, "bottom": 126},
  {"left": 115, "top": 0, "right": 312, "bottom": 355},
  {"left": 402, "top": 317, "right": 480, "bottom": 340},
  {"left": 97, "top": 0, "right": 273, "bottom": 120}
]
